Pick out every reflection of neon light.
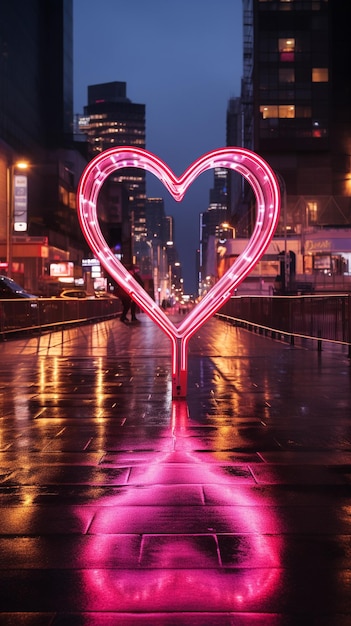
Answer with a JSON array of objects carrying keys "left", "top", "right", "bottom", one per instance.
[
  {"left": 74, "top": 401, "right": 281, "bottom": 611},
  {"left": 77, "top": 147, "right": 280, "bottom": 398}
]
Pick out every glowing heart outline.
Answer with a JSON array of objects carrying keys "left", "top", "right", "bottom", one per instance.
[{"left": 77, "top": 147, "right": 280, "bottom": 397}]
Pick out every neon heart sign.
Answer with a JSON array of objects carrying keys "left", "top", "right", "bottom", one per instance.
[{"left": 77, "top": 147, "right": 280, "bottom": 398}]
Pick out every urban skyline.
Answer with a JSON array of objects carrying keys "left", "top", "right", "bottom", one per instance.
[
  {"left": 73, "top": 0, "right": 243, "bottom": 292},
  {"left": 1, "top": 4, "right": 351, "bottom": 621},
  {"left": 1, "top": 1, "right": 351, "bottom": 299}
]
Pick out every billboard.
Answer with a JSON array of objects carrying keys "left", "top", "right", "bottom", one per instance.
[{"left": 13, "top": 174, "right": 27, "bottom": 232}]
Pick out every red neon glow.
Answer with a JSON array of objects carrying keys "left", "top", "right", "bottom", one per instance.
[{"left": 77, "top": 147, "right": 280, "bottom": 398}]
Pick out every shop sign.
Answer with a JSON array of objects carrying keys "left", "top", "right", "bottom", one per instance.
[{"left": 305, "top": 239, "right": 331, "bottom": 252}]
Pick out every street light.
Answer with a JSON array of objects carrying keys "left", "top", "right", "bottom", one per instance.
[{"left": 6, "top": 160, "right": 29, "bottom": 278}]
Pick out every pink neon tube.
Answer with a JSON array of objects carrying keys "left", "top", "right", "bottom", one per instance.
[{"left": 77, "top": 147, "right": 280, "bottom": 398}]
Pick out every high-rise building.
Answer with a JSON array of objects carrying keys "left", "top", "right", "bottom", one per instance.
[
  {"left": 226, "top": 0, "right": 351, "bottom": 287},
  {"left": 145, "top": 198, "right": 165, "bottom": 243},
  {"left": 240, "top": 0, "right": 351, "bottom": 236},
  {"left": 145, "top": 198, "right": 182, "bottom": 302},
  {"left": 0, "top": 0, "right": 87, "bottom": 291},
  {"left": 199, "top": 168, "right": 231, "bottom": 292},
  {"left": 79, "top": 81, "right": 146, "bottom": 268},
  {"left": 226, "top": 97, "right": 248, "bottom": 233},
  {"left": 0, "top": 0, "right": 73, "bottom": 154}
]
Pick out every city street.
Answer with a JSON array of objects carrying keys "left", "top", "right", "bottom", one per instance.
[{"left": 0, "top": 314, "right": 351, "bottom": 625}]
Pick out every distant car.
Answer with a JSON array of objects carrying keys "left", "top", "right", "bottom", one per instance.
[
  {"left": 0, "top": 275, "right": 38, "bottom": 299},
  {"left": 56, "top": 289, "right": 93, "bottom": 299},
  {"left": 94, "top": 291, "right": 118, "bottom": 299}
]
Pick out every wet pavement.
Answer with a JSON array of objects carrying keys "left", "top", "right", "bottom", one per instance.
[{"left": 0, "top": 313, "right": 351, "bottom": 625}]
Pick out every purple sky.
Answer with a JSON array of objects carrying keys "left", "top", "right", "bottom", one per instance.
[{"left": 73, "top": 0, "right": 243, "bottom": 292}]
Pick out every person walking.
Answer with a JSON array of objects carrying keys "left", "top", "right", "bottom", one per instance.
[
  {"left": 114, "top": 283, "right": 132, "bottom": 323},
  {"left": 129, "top": 265, "right": 144, "bottom": 322},
  {"left": 114, "top": 265, "right": 145, "bottom": 323}
]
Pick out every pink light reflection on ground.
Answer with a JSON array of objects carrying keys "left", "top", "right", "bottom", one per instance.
[
  {"left": 77, "top": 147, "right": 280, "bottom": 398},
  {"left": 74, "top": 401, "right": 282, "bottom": 612}
]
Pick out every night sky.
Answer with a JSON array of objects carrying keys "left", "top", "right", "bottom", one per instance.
[{"left": 73, "top": 0, "right": 243, "bottom": 293}]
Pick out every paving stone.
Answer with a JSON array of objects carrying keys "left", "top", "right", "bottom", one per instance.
[{"left": 0, "top": 316, "right": 351, "bottom": 624}]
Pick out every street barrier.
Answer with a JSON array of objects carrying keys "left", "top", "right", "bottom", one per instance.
[
  {"left": 219, "top": 293, "right": 351, "bottom": 354},
  {"left": 0, "top": 297, "right": 121, "bottom": 338},
  {"left": 3, "top": 294, "right": 350, "bottom": 358}
]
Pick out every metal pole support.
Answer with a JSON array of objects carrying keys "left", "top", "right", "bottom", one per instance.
[{"left": 172, "top": 336, "right": 188, "bottom": 399}]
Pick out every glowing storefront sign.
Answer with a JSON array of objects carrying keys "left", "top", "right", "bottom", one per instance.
[
  {"left": 77, "top": 147, "right": 280, "bottom": 398},
  {"left": 305, "top": 239, "right": 331, "bottom": 252},
  {"left": 82, "top": 258, "right": 101, "bottom": 267},
  {"left": 13, "top": 173, "right": 28, "bottom": 232},
  {"left": 50, "top": 261, "right": 74, "bottom": 277}
]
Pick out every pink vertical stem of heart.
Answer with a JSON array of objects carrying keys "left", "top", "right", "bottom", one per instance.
[
  {"left": 172, "top": 336, "right": 188, "bottom": 399},
  {"left": 77, "top": 147, "right": 280, "bottom": 399}
]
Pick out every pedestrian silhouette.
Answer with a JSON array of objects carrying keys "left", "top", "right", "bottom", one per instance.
[{"left": 115, "top": 264, "right": 144, "bottom": 323}]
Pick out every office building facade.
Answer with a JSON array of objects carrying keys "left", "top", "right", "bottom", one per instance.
[
  {"left": 79, "top": 81, "right": 146, "bottom": 269},
  {"left": 199, "top": 168, "right": 231, "bottom": 293},
  {"left": 0, "top": 0, "right": 88, "bottom": 292},
  {"left": 0, "top": 0, "right": 73, "bottom": 155},
  {"left": 231, "top": 0, "right": 351, "bottom": 282}
]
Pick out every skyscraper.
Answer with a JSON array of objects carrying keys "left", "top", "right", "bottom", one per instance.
[
  {"left": 0, "top": 0, "right": 87, "bottom": 291},
  {"left": 199, "top": 168, "right": 230, "bottom": 292},
  {"left": 145, "top": 198, "right": 182, "bottom": 302},
  {"left": 80, "top": 81, "right": 146, "bottom": 268},
  {"left": 0, "top": 0, "right": 73, "bottom": 154},
  {"left": 226, "top": 0, "right": 351, "bottom": 289},
  {"left": 240, "top": 0, "right": 351, "bottom": 235}
]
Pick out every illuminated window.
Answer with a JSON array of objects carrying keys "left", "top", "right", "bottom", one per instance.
[
  {"left": 307, "top": 201, "right": 318, "bottom": 223},
  {"left": 59, "top": 185, "right": 69, "bottom": 205},
  {"left": 261, "top": 105, "right": 276, "bottom": 119},
  {"left": 69, "top": 192, "right": 76, "bottom": 209},
  {"left": 279, "top": 38, "right": 295, "bottom": 62},
  {"left": 280, "top": 105, "right": 295, "bottom": 118},
  {"left": 260, "top": 105, "right": 295, "bottom": 118},
  {"left": 312, "top": 68, "right": 328, "bottom": 82}
]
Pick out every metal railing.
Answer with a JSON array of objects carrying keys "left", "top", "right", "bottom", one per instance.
[
  {"left": 3, "top": 293, "right": 351, "bottom": 357},
  {"left": 218, "top": 294, "right": 351, "bottom": 354},
  {"left": 0, "top": 297, "right": 121, "bottom": 339}
]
